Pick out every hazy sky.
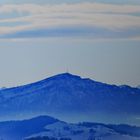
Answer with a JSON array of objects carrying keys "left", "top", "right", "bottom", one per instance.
[{"left": 0, "top": 0, "right": 140, "bottom": 87}]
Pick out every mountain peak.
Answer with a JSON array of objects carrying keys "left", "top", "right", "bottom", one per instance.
[
  {"left": 49, "top": 72, "right": 81, "bottom": 80},
  {"left": 58, "top": 72, "right": 74, "bottom": 76}
]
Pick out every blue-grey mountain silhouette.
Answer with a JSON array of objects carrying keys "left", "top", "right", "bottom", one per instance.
[
  {"left": 0, "top": 115, "right": 140, "bottom": 140},
  {"left": 0, "top": 73, "right": 140, "bottom": 125}
]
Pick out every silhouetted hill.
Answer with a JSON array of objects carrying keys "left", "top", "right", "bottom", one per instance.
[
  {"left": 0, "top": 115, "right": 139, "bottom": 140},
  {"left": 0, "top": 116, "right": 58, "bottom": 140},
  {"left": 0, "top": 73, "right": 140, "bottom": 125}
]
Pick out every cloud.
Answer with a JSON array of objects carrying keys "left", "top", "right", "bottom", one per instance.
[
  {"left": 0, "top": 3, "right": 140, "bottom": 15},
  {"left": 0, "top": 3, "right": 140, "bottom": 39},
  {"left": 0, "top": 0, "right": 140, "bottom": 5}
]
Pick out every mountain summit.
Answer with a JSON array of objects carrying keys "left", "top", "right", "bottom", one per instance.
[{"left": 0, "top": 73, "right": 140, "bottom": 125}]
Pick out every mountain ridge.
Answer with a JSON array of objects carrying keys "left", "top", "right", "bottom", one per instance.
[
  {"left": 1, "top": 73, "right": 139, "bottom": 92},
  {"left": 3, "top": 73, "right": 140, "bottom": 93},
  {"left": 0, "top": 73, "right": 139, "bottom": 125},
  {"left": 0, "top": 115, "right": 140, "bottom": 140}
]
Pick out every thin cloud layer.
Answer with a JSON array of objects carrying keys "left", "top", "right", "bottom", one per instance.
[{"left": 0, "top": 3, "right": 140, "bottom": 39}]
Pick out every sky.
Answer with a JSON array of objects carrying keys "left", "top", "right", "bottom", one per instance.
[{"left": 0, "top": 0, "right": 140, "bottom": 87}]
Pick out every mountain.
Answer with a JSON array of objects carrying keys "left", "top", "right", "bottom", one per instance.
[
  {"left": 0, "top": 73, "right": 140, "bottom": 125},
  {"left": 0, "top": 115, "right": 58, "bottom": 140},
  {"left": 26, "top": 120, "right": 140, "bottom": 140},
  {"left": 0, "top": 115, "right": 139, "bottom": 140}
]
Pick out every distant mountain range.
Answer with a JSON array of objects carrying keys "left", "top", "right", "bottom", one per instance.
[
  {"left": 0, "top": 73, "right": 140, "bottom": 125},
  {"left": 0, "top": 115, "right": 140, "bottom": 140}
]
